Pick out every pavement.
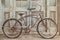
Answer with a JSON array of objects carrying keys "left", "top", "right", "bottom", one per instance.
[{"left": 0, "top": 32, "right": 60, "bottom": 40}]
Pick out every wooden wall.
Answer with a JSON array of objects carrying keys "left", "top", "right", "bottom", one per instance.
[{"left": 57, "top": 0, "right": 60, "bottom": 35}]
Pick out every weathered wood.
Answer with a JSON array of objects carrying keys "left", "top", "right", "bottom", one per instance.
[
  {"left": 0, "top": 0, "right": 4, "bottom": 34},
  {"left": 57, "top": 0, "right": 60, "bottom": 35},
  {"left": 45, "top": 0, "right": 47, "bottom": 17}
]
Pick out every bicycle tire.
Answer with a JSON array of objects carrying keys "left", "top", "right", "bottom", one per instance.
[
  {"left": 2, "top": 18, "right": 22, "bottom": 38},
  {"left": 37, "top": 18, "right": 57, "bottom": 39}
]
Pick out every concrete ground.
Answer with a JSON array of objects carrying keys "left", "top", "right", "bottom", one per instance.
[{"left": 0, "top": 32, "right": 60, "bottom": 40}]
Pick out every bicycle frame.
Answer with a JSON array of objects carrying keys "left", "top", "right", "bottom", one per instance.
[{"left": 19, "top": 13, "right": 45, "bottom": 29}]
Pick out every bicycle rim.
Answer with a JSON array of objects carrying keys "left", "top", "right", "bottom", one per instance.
[
  {"left": 2, "top": 19, "right": 22, "bottom": 38},
  {"left": 37, "top": 18, "right": 57, "bottom": 39}
]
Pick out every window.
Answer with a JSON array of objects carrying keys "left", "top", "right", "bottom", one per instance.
[
  {"left": 16, "top": 0, "right": 28, "bottom": 8},
  {"left": 4, "top": 12, "right": 10, "bottom": 20},
  {"left": 48, "top": 0, "right": 56, "bottom": 6},
  {"left": 4, "top": 0, "right": 10, "bottom": 7},
  {"left": 50, "top": 11, "right": 56, "bottom": 21}
]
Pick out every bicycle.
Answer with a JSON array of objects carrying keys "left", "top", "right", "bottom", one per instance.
[{"left": 2, "top": 4, "right": 57, "bottom": 39}]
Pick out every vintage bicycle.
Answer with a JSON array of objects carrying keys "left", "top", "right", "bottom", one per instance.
[{"left": 2, "top": 4, "right": 57, "bottom": 39}]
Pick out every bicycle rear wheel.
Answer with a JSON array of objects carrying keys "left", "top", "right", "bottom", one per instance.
[
  {"left": 2, "top": 18, "right": 22, "bottom": 38},
  {"left": 37, "top": 18, "right": 57, "bottom": 39}
]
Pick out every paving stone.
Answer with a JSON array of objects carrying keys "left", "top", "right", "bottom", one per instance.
[{"left": 0, "top": 34, "right": 60, "bottom": 40}]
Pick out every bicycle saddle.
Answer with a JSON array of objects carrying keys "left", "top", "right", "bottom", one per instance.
[
  {"left": 27, "top": 8, "right": 36, "bottom": 10},
  {"left": 19, "top": 13, "right": 24, "bottom": 16}
]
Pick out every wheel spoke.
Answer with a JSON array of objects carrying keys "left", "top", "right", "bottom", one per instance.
[
  {"left": 37, "top": 18, "right": 57, "bottom": 38},
  {"left": 2, "top": 19, "right": 22, "bottom": 38}
]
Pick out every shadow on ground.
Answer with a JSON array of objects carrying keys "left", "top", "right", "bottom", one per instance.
[{"left": 0, "top": 32, "right": 59, "bottom": 40}]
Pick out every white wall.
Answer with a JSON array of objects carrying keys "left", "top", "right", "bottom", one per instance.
[
  {"left": 0, "top": 0, "right": 57, "bottom": 34},
  {"left": 0, "top": 0, "right": 4, "bottom": 34}
]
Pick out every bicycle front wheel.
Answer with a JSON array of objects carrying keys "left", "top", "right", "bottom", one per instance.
[
  {"left": 37, "top": 18, "right": 57, "bottom": 39},
  {"left": 2, "top": 18, "right": 22, "bottom": 38}
]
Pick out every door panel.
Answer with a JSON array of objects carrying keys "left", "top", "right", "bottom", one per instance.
[{"left": 3, "top": 0, "right": 57, "bottom": 32}]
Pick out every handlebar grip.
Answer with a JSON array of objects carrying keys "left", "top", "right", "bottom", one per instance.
[{"left": 27, "top": 8, "right": 36, "bottom": 10}]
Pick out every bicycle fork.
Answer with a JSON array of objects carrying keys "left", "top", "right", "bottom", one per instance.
[{"left": 39, "top": 14, "right": 47, "bottom": 32}]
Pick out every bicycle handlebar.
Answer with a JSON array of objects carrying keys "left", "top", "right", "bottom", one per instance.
[{"left": 27, "top": 4, "right": 42, "bottom": 12}]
